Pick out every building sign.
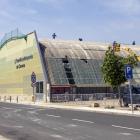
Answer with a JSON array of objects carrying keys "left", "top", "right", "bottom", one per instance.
[
  {"left": 16, "top": 64, "right": 25, "bottom": 69},
  {"left": 15, "top": 54, "right": 33, "bottom": 69},
  {"left": 14, "top": 54, "right": 33, "bottom": 64}
]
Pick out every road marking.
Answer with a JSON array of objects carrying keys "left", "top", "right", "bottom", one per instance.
[
  {"left": 72, "top": 119, "right": 94, "bottom": 123},
  {"left": 47, "top": 107, "right": 57, "bottom": 109},
  {"left": 2, "top": 107, "right": 14, "bottom": 109},
  {"left": 51, "top": 135, "right": 62, "bottom": 138},
  {"left": 120, "top": 133, "right": 132, "bottom": 136},
  {"left": 112, "top": 125, "right": 140, "bottom": 131},
  {"left": 66, "top": 124, "right": 78, "bottom": 127},
  {"left": 14, "top": 126, "right": 23, "bottom": 128},
  {"left": 46, "top": 114, "right": 61, "bottom": 118},
  {"left": 0, "top": 124, "right": 23, "bottom": 128},
  {"left": 69, "top": 124, "right": 77, "bottom": 127},
  {"left": 13, "top": 109, "right": 21, "bottom": 112},
  {"left": 18, "top": 107, "right": 34, "bottom": 109},
  {"left": 27, "top": 111, "right": 38, "bottom": 114},
  {"left": 37, "top": 109, "right": 47, "bottom": 111},
  {"left": 33, "top": 119, "right": 41, "bottom": 122}
]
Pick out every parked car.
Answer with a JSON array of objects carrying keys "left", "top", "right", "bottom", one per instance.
[{"left": 123, "top": 85, "right": 140, "bottom": 106}]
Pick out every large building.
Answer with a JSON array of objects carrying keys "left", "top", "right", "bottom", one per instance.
[{"left": 0, "top": 29, "right": 140, "bottom": 102}]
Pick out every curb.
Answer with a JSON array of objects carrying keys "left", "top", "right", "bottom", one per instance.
[
  {"left": 38, "top": 104, "right": 140, "bottom": 117},
  {"left": 1, "top": 101, "right": 140, "bottom": 117}
]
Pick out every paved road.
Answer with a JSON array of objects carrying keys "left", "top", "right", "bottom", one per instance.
[{"left": 0, "top": 102, "right": 140, "bottom": 140}]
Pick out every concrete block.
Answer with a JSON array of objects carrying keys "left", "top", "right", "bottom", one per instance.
[
  {"left": 129, "top": 106, "right": 137, "bottom": 110},
  {"left": 111, "top": 106, "right": 115, "bottom": 109},
  {"left": 75, "top": 98, "right": 81, "bottom": 101},
  {"left": 103, "top": 97, "right": 113, "bottom": 101},
  {"left": 91, "top": 103, "right": 99, "bottom": 107},
  {"left": 89, "top": 97, "right": 96, "bottom": 101}
]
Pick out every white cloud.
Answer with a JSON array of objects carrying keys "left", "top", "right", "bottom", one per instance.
[
  {"left": 0, "top": 11, "right": 16, "bottom": 20},
  {"left": 20, "top": 9, "right": 37, "bottom": 15},
  {"left": 36, "top": 0, "right": 67, "bottom": 3},
  {"left": 99, "top": 0, "right": 140, "bottom": 16},
  {"left": 35, "top": 0, "right": 76, "bottom": 9},
  {"left": 36, "top": 0, "right": 46, "bottom": 2},
  {"left": 92, "top": 0, "right": 140, "bottom": 32},
  {"left": 0, "top": 11, "right": 10, "bottom": 17}
]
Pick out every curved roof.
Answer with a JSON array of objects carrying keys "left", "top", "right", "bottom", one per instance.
[
  {"left": 39, "top": 39, "right": 140, "bottom": 59},
  {"left": 38, "top": 39, "right": 140, "bottom": 87},
  {"left": 38, "top": 38, "right": 111, "bottom": 59}
]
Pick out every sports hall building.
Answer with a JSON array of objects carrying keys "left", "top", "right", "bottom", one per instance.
[{"left": 0, "top": 29, "right": 140, "bottom": 102}]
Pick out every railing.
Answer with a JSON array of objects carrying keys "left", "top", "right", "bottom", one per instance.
[
  {"left": 52, "top": 93, "right": 119, "bottom": 103},
  {"left": 0, "top": 28, "right": 27, "bottom": 50},
  {"left": 52, "top": 93, "right": 140, "bottom": 106}
]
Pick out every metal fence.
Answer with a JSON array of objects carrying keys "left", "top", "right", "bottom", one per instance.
[
  {"left": 52, "top": 93, "right": 119, "bottom": 102},
  {"left": 52, "top": 93, "right": 140, "bottom": 106},
  {"left": 0, "top": 28, "right": 26, "bottom": 50}
]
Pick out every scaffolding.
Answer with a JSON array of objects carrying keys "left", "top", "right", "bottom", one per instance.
[{"left": 0, "top": 28, "right": 27, "bottom": 50}]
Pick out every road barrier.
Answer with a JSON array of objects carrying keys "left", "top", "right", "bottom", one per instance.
[
  {"left": 4, "top": 96, "right": 6, "bottom": 102},
  {"left": 0, "top": 95, "right": 35, "bottom": 104},
  {"left": 17, "top": 96, "right": 18, "bottom": 103},
  {"left": 10, "top": 96, "right": 11, "bottom": 102}
]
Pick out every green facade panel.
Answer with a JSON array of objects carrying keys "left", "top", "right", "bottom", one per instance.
[
  {"left": 0, "top": 57, "right": 6, "bottom": 64},
  {"left": 23, "top": 45, "right": 38, "bottom": 56},
  {"left": 0, "top": 89, "right": 7, "bottom": 94}
]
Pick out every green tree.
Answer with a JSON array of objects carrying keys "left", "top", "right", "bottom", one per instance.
[{"left": 101, "top": 46, "right": 138, "bottom": 107}]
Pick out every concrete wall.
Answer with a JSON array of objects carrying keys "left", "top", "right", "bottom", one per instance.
[{"left": 0, "top": 32, "right": 46, "bottom": 102}]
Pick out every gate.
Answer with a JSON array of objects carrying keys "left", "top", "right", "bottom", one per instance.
[{"left": 36, "top": 93, "right": 43, "bottom": 102}]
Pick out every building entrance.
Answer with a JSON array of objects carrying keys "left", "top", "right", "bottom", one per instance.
[{"left": 36, "top": 81, "right": 43, "bottom": 102}]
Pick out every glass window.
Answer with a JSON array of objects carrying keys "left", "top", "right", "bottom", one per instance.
[
  {"left": 59, "top": 72, "right": 67, "bottom": 78},
  {"left": 40, "top": 82, "right": 43, "bottom": 93},
  {"left": 36, "top": 81, "right": 44, "bottom": 93},
  {"left": 61, "top": 79, "right": 69, "bottom": 85},
  {"left": 66, "top": 73, "right": 74, "bottom": 78},
  {"left": 68, "top": 79, "right": 75, "bottom": 84},
  {"left": 36, "top": 82, "right": 39, "bottom": 93},
  {"left": 137, "top": 88, "right": 140, "bottom": 94},
  {"left": 54, "top": 79, "right": 62, "bottom": 85}
]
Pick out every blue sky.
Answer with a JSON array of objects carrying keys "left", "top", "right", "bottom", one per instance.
[{"left": 0, "top": 0, "right": 140, "bottom": 44}]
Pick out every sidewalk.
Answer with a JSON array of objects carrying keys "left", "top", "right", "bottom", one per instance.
[{"left": 1, "top": 100, "right": 140, "bottom": 117}]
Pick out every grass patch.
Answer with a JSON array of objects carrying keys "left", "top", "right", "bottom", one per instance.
[{"left": 105, "top": 105, "right": 114, "bottom": 109}]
